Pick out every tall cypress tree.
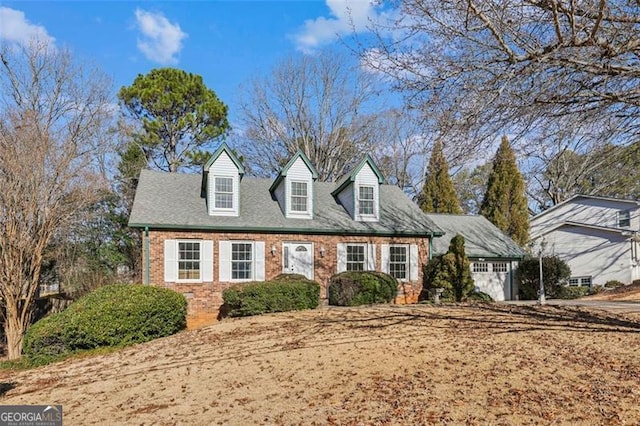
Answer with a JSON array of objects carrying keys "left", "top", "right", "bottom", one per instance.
[
  {"left": 419, "top": 140, "right": 462, "bottom": 214},
  {"left": 480, "top": 136, "right": 530, "bottom": 246}
]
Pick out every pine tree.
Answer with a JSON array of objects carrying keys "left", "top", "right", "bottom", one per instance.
[
  {"left": 481, "top": 136, "right": 530, "bottom": 246},
  {"left": 419, "top": 140, "right": 462, "bottom": 214}
]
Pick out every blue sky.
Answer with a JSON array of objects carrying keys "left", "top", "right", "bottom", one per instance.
[{"left": 0, "top": 1, "right": 385, "bottom": 126}]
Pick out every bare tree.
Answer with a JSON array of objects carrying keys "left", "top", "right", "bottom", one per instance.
[
  {"left": 0, "top": 40, "right": 113, "bottom": 359},
  {"left": 362, "top": 0, "right": 640, "bottom": 154},
  {"left": 237, "top": 51, "right": 385, "bottom": 181},
  {"left": 372, "top": 108, "right": 431, "bottom": 195}
]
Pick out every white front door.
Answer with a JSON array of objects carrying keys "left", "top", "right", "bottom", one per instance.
[{"left": 283, "top": 243, "right": 314, "bottom": 280}]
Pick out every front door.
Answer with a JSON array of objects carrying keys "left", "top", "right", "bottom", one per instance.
[{"left": 283, "top": 242, "right": 314, "bottom": 280}]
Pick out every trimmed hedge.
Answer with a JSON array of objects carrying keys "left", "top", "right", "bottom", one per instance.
[
  {"left": 222, "top": 275, "right": 321, "bottom": 317},
  {"left": 23, "top": 284, "right": 187, "bottom": 361},
  {"left": 465, "top": 291, "right": 494, "bottom": 302},
  {"left": 328, "top": 271, "right": 398, "bottom": 306}
]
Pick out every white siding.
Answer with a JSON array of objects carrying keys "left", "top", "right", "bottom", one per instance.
[
  {"left": 274, "top": 180, "right": 286, "bottom": 215},
  {"left": 541, "top": 226, "right": 632, "bottom": 284},
  {"left": 337, "top": 185, "right": 355, "bottom": 219},
  {"left": 285, "top": 157, "right": 313, "bottom": 219},
  {"left": 354, "top": 163, "right": 380, "bottom": 222},
  {"left": 530, "top": 197, "right": 640, "bottom": 237},
  {"left": 207, "top": 151, "right": 240, "bottom": 217}
]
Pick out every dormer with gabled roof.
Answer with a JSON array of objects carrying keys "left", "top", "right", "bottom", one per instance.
[
  {"left": 332, "top": 155, "right": 385, "bottom": 222},
  {"left": 269, "top": 151, "right": 319, "bottom": 219},
  {"left": 202, "top": 143, "right": 244, "bottom": 217}
]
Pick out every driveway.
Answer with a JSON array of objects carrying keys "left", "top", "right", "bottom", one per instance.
[{"left": 505, "top": 299, "right": 640, "bottom": 314}]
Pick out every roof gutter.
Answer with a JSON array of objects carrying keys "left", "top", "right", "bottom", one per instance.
[{"left": 130, "top": 222, "right": 444, "bottom": 239}]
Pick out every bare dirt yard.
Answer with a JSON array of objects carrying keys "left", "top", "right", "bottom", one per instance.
[{"left": 1, "top": 304, "right": 640, "bottom": 425}]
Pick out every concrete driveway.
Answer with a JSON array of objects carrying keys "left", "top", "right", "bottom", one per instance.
[{"left": 505, "top": 299, "right": 640, "bottom": 314}]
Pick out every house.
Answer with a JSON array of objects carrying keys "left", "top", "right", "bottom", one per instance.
[
  {"left": 128, "top": 144, "right": 443, "bottom": 324},
  {"left": 425, "top": 214, "right": 525, "bottom": 301},
  {"left": 530, "top": 195, "right": 640, "bottom": 287}
]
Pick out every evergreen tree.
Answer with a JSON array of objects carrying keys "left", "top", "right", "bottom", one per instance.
[
  {"left": 481, "top": 136, "right": 530, "bottom": 246},
  {"left": 419, "top": 140, "right": 462, "bottom": 214},
  {"left": 118, "top": 68, "right": 229, "bottom": 172},
  {"left": 420, "top": 234, "right": 474, "bottom": 302}
]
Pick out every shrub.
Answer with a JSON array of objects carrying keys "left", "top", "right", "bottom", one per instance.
[
  {"left": 465, "top": 291, "right": 494, "bottom": 302},
  {"left": 419, "top": 234, "right": 474, "bottom": 302},
  {"left": 516, "top": 256, "right": 571, "bottom": 300},
  {"left": 604, "top": 280, "right": 625, "bottom": 289},
  {"left": 557, "top": 285, "right": 590, "bottom": 299},
  {"left": 222, "top": 276, "right": 320, "bottom": 317},
  {"left": 328, "top": 271, "right": 397, "bottom": 306},
  {"left": 23, "top": 284, "right": 187, "bottom": 361}
]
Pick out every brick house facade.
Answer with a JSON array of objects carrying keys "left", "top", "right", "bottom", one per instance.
[{"left": 130, "top": 145, "right": 442, "bottom": 326}]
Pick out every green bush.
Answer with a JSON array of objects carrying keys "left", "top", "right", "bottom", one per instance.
[
  {"left": 328, "top": 271, "right": 398, "bottom": 306},
  {"left": 604, "top": 280, "right": 625, "bottom": 289},
  {"left": 23, "top": 284, "right": 187, "bottom": 361},
  {"left": 557, "top": 285, "right": 590, "bottom": 299},
  {"left": 465, "top": 291, "right": 494, "bottom": 302},
  {"left": 419, "top": 234, "right": 474, "bottom": 302},
  {"left": 222, "top": 276, "right": 320, "bottom": 317},
  {"left": 516, "top": 256, "right": 571, "bottom": 300}
]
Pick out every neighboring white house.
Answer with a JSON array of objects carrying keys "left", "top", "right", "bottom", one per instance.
[
  {"left": 426, "top": 214, "right": 525, "bottom": 301},
  {"left": 530, "top": 195, "right": 640, "bottom": 287}
]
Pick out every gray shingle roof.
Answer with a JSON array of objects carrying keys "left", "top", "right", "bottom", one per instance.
[
  {"left": 129, "top": 170, "right": 442, "bottom": 237},
  {"left": 426, "top": 214, "right": 525, "bottom": 259}
]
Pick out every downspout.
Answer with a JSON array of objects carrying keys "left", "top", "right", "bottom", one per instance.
[
  {"left": 509, "top": 260, "right": 514, "bottom": 300},
  {"left": 144, "top": 226, "right": 150, "bottom": 285}
]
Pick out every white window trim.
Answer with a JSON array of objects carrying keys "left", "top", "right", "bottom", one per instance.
[
  {"left": 230, "top": 241, "right": 255, "bottom": 282},
  {"left": 290, "top": 180, "right": 309, "bottom": 213},
  {"left": 472, "top": 262, "right": 489, "bottom": 273},
  {"left": 492, "top": 262, "right": 508, "bottom": 273},
  {"left": 177, "top": 240, "right": 203, "bottom": 283},
  {"left": 388, "top": 244, "right": 410, "bottom": 282},
  {"left": 569, "top": 276, "right": 592, "bottom": 287},
  {"left": 617, "top": 210, "right": 631, "bottom": 228},
  {"left": 346, "top": 243, "right": 367, "bottom": 271},
  {"left": 358, "top": 185, "right": 376, "bottom": 217},
  {"left": 213, "top": 175, "right": 235, "bottom": 211}
]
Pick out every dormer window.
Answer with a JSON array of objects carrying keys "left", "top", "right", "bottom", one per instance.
[
  {"left": 203, "top": 143, "right": 244, "bottom": 217},
  {"left": 214, "top": 177, "right": 234, "bottom": 209},
  {"left": 358, "top": 185, "right": 375, "bottom": 216},
  {"left": 291, "top": 181, "right": 308, "bottom": 213}
]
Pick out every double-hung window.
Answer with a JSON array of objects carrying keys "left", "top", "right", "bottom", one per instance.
[
  {"left": 617, "top": 210, "right": 631, "bottom": 228},
  {"left": 346, "top": 244, "right": 366, "bottom": 271},
  {"left": 389, "top": 245, "right": 408, "bottom": 280},
  {"left": 291, "top": 181, "right": 308, "bottom": 213},
  {"left": 178, "top": 241, "right": 201, "bottom": 280},
  {"left": 232, "top": 242, "right": 253, "bottom": 280},
  {"left": 214, "top": 177, "right": 233, "bottom": 209},
  {"left": 359, "top": 186, "right": 375, "bottom": 216}
]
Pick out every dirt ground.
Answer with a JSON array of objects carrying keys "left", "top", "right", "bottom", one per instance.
[
  {"left": 1, "top": 304, "right": 639, "bottom": 425},
  {"left": 586, "top": 282, "right": 640, "bottom": 301}
]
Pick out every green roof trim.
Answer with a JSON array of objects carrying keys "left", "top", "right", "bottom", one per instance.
[
  {"left": 331, "top": 154, "right": 385, "bottom": 196},
  {"left": 269, "top": 150, "right": 319, "bottom": 193},
  {"left": 202, "top": 142, "right": 245, "bottom": 174},
  {"left": 129, "top": 221, "right": 443, "bottom": 237}
]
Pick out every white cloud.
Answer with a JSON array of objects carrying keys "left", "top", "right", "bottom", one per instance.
[
  {"left": 292, "top": 0, "right": 381, "bottom": 53},
  {"left": 0, "top": 7, "right": 55, "bottom": 47},
  {"left": 134, "top": 9, "right": 187, "bottom": 65}
]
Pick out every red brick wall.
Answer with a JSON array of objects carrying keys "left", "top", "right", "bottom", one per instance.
[{"left": 142, "top": 230, "right": 430, "bottom": 326}]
